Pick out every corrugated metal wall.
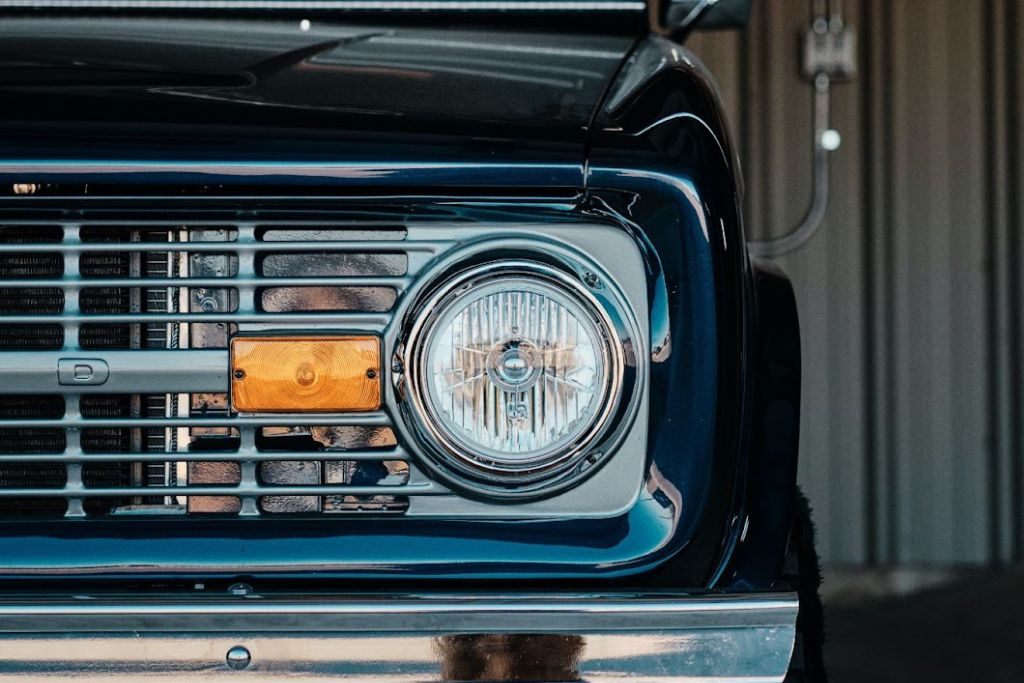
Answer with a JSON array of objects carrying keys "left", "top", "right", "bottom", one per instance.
[{"left": 689, "top": 0, "right": 1024, "bottom": 566}]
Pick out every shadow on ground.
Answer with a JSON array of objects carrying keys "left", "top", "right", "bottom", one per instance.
[{"left": 825, "top": 570, "right": 1024, "bottom": 682}]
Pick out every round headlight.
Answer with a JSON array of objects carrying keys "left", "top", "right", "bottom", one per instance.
[{"left": 402, "top": 261, "right": 624, "bottom": 491}]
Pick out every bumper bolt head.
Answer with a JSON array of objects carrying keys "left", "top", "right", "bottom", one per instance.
[{"left": 225, "top": 645, "right": 251, "bottom": 670}]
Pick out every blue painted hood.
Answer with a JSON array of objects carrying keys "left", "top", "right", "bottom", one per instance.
[{"left": 0, "top": 17, "right": 635, "bottom": 178}]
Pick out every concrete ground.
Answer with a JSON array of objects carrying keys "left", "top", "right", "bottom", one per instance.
[{"left": 824, "top": 568, "right": 1024, "bottom": 682}]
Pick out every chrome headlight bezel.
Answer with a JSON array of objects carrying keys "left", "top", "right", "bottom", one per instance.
[{"left": 398, "top": 254, "right": 641, "bottom": 500}]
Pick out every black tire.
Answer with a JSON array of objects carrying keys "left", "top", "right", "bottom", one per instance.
[{"left": 783, "top": 488, "right": 827, "bottom": 683}]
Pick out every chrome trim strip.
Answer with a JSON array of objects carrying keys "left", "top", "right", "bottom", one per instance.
[
  {"left": 0, "top": 276, "right": 410, "bottom": 288},
  {"left": 0, "top": 593, "right": 797, "bottom": 682},
  {"left": 0, "top": 241, "right": 441, "bottom": 253},
  {"left": 0, "top": 311, "right": 393, "bottom": 325},
  {"left": 0, "top": 483, "right": 438, "bottom": 497},
  {"left": 0, "top": 414, "right": 392, "bottom": 428},
  {"left": 0, "top": 448, "right": 410, "bottom": 463},
  {"left": 0, "top": 0, "right": 645, "bottom": 9}
]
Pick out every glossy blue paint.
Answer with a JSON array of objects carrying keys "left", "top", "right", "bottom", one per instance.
[
  {"left": 0, "top": 22, "right": 796, "bottom": 590},
  {"left": 0, "top": 18, "right": 631, "bottom": 174}
]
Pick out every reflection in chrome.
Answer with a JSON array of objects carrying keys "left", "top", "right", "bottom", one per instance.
[
  {"left": 260, "top": 285, "right": 398, "bottom": 312},
  {"left": 436, "top": 634, "right": 585, "bottom": 681},
  {"left": 310, "top": 425, "right": 398, "bottom": 449},
  {"left": 258, "top": 426, "right": 409, "bottom": 513}
]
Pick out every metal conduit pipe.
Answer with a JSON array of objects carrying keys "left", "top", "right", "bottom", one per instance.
[{"left": 749, "top": 0, "right": 850, "bottom": 258}]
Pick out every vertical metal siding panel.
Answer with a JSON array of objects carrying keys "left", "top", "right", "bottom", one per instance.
[
  {"left": 938, "top": 0, "right": 989, "bottom": 563},
  {"left": 878, "top": 0, "right": 900, "bottom": 564},
  {"left": 982, "top": 0, "right": 1012, "bottom": 567},
  {"left": 691, "top": 0, "right": 1002, "bottom": 566},
  {"left": 860, "top": 0, "right": 898, "bottom": 566},
  {"left": 777, "top": 0, "right": 868, "bottom": 564},
  {"left": 816, "top": 0, "right": 868, "bottom": 564},
  {"left": 762, "top": 0, "right": 866, "bottom": 564},
  {"left": 945, "top": 0, "right": 990, "bottom": 564},
  {"left": 887, "top": 0, "right": 926, "bottom": 564},
  {"left": 737, "top": 0, "right": 770, "bottom": 241},
  {"left": 761, "top": 0, "right": 816, "bottom": 240},
  {"left": 886, "top": 0, "right": 989, "bottom": 564},
  {"left": 991, "top": 0, "right": 1024, "bottom": 569},
  {"left": 1005, "top": 0, "right": 1024, "bottom": 563}
]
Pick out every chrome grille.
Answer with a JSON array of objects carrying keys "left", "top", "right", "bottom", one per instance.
[{"left": 0, "top": 217, "right": 450, "bottom": 518}]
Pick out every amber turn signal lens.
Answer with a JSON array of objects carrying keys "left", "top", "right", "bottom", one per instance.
[{"left": 230, "top": 336, "right": 381, "bottom": 413}]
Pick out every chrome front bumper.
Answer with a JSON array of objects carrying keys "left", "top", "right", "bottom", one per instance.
[{"left": 0, "top": 592, "right": 797, "bottom": 681}]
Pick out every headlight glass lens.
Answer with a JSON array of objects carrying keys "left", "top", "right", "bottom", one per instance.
[{"left": 416, "top": 271, "right": 617, "bottom": 474}]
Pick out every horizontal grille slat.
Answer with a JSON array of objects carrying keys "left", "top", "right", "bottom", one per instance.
[
  {"left": 0, "top": 313, "right": 393, "bottom": 325},
  {"left": 0, "top": 240, "right": 444, "bottom": 253},
  {"left": 0, "top": 484, "right": 439, "bottom": 498},
  {"left": 3, "top": 415, "right": 392, "bottom": 428},
  {"left": 0, "top": 277, "right": 411, "bottom": 288},
  {"left": 0, "top": 449, "right": 410, "bottom": 463}
]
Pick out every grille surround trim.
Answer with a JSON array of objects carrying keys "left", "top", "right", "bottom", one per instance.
[{"left": 0, "top": 216, "right": 649, "bottom": 520}]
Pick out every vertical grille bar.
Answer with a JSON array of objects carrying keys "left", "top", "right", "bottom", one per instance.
[
  {"left": 63, "top": 227, "right": 84, "bottom": 516},
  {"left": 239, "top": 427, "right": 260, "bottom": 517},
  {"left": 236, "top": 226, "right": 260, "bottom": 517},
  {"left": 64, "top": 395, "right": 85, "bottom": 518},
  {"left": 236, "top": 225, "right": 257, "bottom": 314},
  {"left": 62, "top": 225, "right": 81, "bottom": 351}
]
